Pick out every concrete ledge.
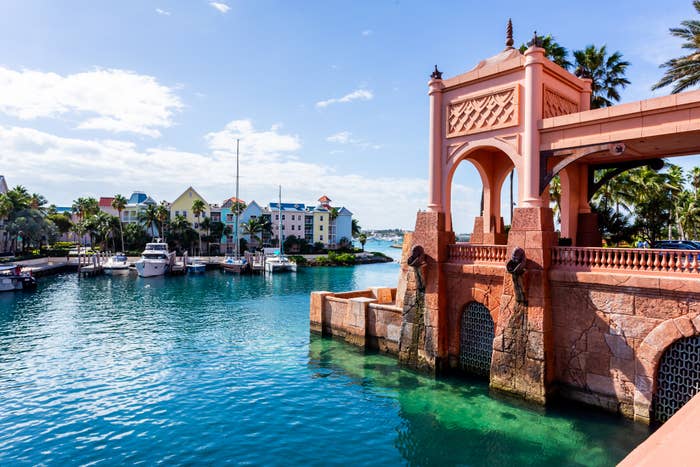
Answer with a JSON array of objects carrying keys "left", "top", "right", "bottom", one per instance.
[{"left": 620, "top": 392, "right": 700, "bottom": 466}]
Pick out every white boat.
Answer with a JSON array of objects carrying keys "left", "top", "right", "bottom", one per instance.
[
  {"left": 264, "top": 254, "right": 297, "bottom": 273},
  {"left": 135, "top": 242, "right": 175, "bottom": 277},
  {"left": 222, "top": 139, "right": 250, "bottom": 274},
  {"left": 103, "top": 253, "right": 130, "bottom": 274},
  {"left": 264, "top": 185, "right": 297, "bottom": 274},
  {"left": 0, "top": 265, "right": 37, "bottom": 292},
  {"left": 187, "top": 258, "right": 207, "bottom": 273}
]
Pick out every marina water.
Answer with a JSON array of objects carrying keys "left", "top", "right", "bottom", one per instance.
[{"left": 0, "top": 244, "right": 648, "bottom": 465}]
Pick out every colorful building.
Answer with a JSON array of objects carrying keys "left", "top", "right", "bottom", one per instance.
[
  {"left": 0, "top": 175, "right": 8, "bottom": 253},
  {"left": 169, "top": 186, "right": 209, "bottom": 228},
  {"left": 122, "top": 191, "right": 157, "bottom": 225}
]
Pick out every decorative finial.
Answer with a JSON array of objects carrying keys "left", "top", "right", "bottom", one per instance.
[
  {"left": 505, "top": 18, "right": 514, "bottom": 49},
  {"left": 430, "top": 65, "right": 443, "bottom": 80},
  {"left": 527, "top": 30, "right": 543, "bottom": 48}
]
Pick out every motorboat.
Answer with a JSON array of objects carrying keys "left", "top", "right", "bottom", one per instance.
[
  {"left": 222, "top": 255, "right": 248, "bottom": 273},
  {"left": 135, "top": 242, "right": 175, "bottom": 277},
  {"left": 0, "top": 264, "right": 37, "bottom": 292},
  {"left": 187, "top": 258, "right": 207, "bottom": 274},
  {"left": 264, "top": 254, "right": 297, "bottom": 273},
  {"left": 103, "top": 253, "right": 130, "bottom": 274}
]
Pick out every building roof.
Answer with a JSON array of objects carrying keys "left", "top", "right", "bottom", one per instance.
[
  {"left": 55, "top": 206, "right": 72, "bottom": 213},
  {"left": 222, "top": 196, "right": 245, "bottom": 208},
  {"left": 128, "top": 191, "right": 148, "bottom": 205},
  {"left": 318, "top": 195, "right": 331, "bottom": 203},
  {"left": 269, "top": 202, "right": 306, "bottom": 212},
  {"left": 0, "top": 175, "right": 7, "bottom": 194},
  {"left": 99, "top": 197, "right": 114, "bottom": 207},
  {"left": 337, "top": 206, "right": 353, "bottom": 216}
]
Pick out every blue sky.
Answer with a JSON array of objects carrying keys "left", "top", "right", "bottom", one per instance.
[{"left": 0, "top": 0, "right": 698, "bottom": 231}]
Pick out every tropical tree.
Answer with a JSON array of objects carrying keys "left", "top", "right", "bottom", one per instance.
[
  {"left": 520, "top": 34, "right": 572, "bottom": 70},
  {"left": 200, "top": 216, "right": 212, "bottom": 254},
  {"left": 123, "top": 222, "right": 149, "bottom": 252},
  {"left": 191, "top": 199, "right": 206, "bottom": 255},
  {"left": 653, "top": 1, "right": 700, "bottom": 93},
  {"left": 71, "top": 197, "right": 99, "bottom": 222},
  {"left": 573, "top": 45, "right": 630, "bottom": 109},
  {"left": 156, "top": 202, "right": 170, "bottom": 242},
  {"left": 351, "top": 218, "right": 362, "bottom": 238},
  {"left": 358, "top": 233, "right": 368, "bottom": 252},
  {"left": 111, "top": 194, "right": 128, "bottom": 252},
  {"left": 242, "top": 218, "right": 263, "bottom": 248},
  {"left": 138, "top": 204, "right": 159, "bottom": 240}
]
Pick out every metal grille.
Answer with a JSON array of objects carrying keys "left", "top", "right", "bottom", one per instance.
[
  {"left": 459, "top": 301, "right": 494, "bottom": 377},
  {"left": 653, "top": 335, "right": 700, "bottom": 423}
]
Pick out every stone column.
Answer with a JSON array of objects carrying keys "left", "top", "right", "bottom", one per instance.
[
  {"left": 427, "top": 78, "right": 445, "bottom": 212},
  {"left": 520, "top": 46, "right": 545, "bottom": 208}
]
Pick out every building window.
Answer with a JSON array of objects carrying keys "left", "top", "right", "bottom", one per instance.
[
  {"left": 320, "top": 225, "right": 323, "bottom": 231},
  {"left": 291, "top": 225, "right": 295, "bottom": 230},
  {"left": 320, "top": 216, "right": 324, "bottom": 221},
  {"left": 320, "top": 235, "right": 323, "bottom": 241},
  {"left": 175, "top": 210, "right": 180, "bottom": 217},
  {"left": 275, "top": 215, "right": 279, "bottom": 220},
  {"left": 226, "top": 214, "right": 233, "bottom": 222},
  {"left": 183, "top": 210, "right": 188, "bottom": 218},
  {"left": 291, "top": 215, "right": 295, "bottom": 221},
  {"left": 282, "top": 215, "right": 285, "bottom": 220}
]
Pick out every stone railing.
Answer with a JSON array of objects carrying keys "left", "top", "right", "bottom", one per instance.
[
  {"left": 552, "top": 246, "right": 700, "bottom": 274},
  {"left": 447, "top": 243, "right": 508, "bottom": 264}
]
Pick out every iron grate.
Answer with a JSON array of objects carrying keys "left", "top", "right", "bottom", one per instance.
[
  {"left": 459, "top": 301, "right": 494, "bottom": 377},
  {"left": 653, "top": 334, "right": 700, "bottom": 423}
]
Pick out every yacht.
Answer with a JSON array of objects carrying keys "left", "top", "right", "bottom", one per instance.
[
  {"left": 222, "top": 139, "right": 250, "bottom": 274},
  {"left": 135, "top": 242, "right": 175, "bottom": 277},
  {"left": 103, "top": 253, "right": 130, "bottom": 274},
  {"left": 0, "top": 265, "right": 38, "bottom": 292}
]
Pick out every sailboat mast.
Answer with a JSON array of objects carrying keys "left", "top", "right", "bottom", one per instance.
[
  {"left": 279, "top": 185, "right": 283, "bottom": 256},
  {"left": 234, "top": 138, "right": 240, "bottom": 259}
]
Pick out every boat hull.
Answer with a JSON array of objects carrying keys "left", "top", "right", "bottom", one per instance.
[
  {"left": 135, "top": 260, "right": 169, "bottom": 277},
  {"left": 187, "top": 264, "right": 206, "bottom": 274}
]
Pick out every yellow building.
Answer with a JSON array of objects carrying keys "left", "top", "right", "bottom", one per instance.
[
  {"left": 169, "top": 186, "right": 209, "bottom": 228},
  {"left": 312, "top": 208, "right": 329, "bottom": 245}
]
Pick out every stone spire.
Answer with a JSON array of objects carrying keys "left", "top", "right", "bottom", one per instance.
[
  {"left": 430, "top": 65, "right": 443, "bottom": 80},
  {"left": 505, "top": 18, "right": 514, "bottom": 49}
]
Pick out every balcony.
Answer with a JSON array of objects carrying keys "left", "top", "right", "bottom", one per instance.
[
  {"left": 447, "top": 243, "right": 507, "bottom": 264},
  {"left": 552, "top": 247, "right": 700, "bottom": 276}
]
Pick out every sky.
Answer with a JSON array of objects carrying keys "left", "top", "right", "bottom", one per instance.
[{"left": 0, "top": 0, "right": 698, "bottom": 232}]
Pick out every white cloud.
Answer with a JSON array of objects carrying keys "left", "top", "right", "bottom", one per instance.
[
  {"left": 0, "top": 66, "right": 183, "bottom": 137},
  {"left": 326, "top": 130, "right": 381, "bottom": 150},
  {"left": 315, "top": 89, "right": 374, "bottom": 108},
  {"left": 326, "top": 131, "right": 352, "bottom": 144},
  {"left": 361, "top": 29, "right": 373, "bottom": 37},
  {"left": 155, "top": 8, "right": 171, "bottom": 16},
  {"left": 0, "top": 120, "right": 424, "bottom": 229},
  {"left": 209, "top": 2, "right": 230, "bottom": 13}
]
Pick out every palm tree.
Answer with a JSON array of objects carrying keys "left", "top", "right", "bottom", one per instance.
[
  {"left": 191, "top": 199, "right": 206, "bottom": 255},
  {"left": 29, "top": 193, "right": 47, "bottom": 212},
  {"left": 358, "top": 233, "right": 367, "bottom": 252},
  {"left": 573, "top": 45, "right": 630, "bottom": 109},
  {"left": 653, "top": 1, "right": 700, "bottom": 93},
  {"left": 201, "top": 216, "right": 212, "bottom": 254},
  {"left": 0, "top": 194, "right": 13, "bottom": 252},
  {"left": 351, "top": 218, "right": 362, "bottom": 238},
  {"left": 156, "top": 202, "right": 170, "bottom": 242},
  {"left": 111, "top": 194, "right": 128, "bottom": 252},
  {"left": 666, "top": 164, "right": 688, "bottom": 239},
  {"left": 242, "top": 218, "right": 263, "bottom": 248},
  {"left": 138, "top": 204, "right": 159, "bottom": 240},
  {"left": 520, "top": 34, "right": 572, "bottom": 70},
  {"left": 549, "top": 176, "right": 562, "bottom": 227}
]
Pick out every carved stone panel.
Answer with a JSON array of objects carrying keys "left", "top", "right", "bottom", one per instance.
[
  {"left": 446, "top": 86, "right": 519, "bottom": 138},
  {"left": 543, "top": 87, "right": 579, "bottom": 119}
]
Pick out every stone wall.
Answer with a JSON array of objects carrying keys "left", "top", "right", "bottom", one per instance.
[
  {"left": 550, "top": 269, "right": 700, "bottom": 422},
  {"left": 310, "top": 287, "right": 401, "bottom": 351}
]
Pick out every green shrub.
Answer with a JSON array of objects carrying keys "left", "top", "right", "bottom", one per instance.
[{"left": 289, "top": 255, "right": 307, "bottom": 266}]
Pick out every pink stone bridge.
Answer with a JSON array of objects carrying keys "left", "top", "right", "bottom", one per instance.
[{"left": 310, "top": 27, "right": 700, "bottom": 425}]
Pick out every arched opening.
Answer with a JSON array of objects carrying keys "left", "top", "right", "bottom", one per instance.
[
  {"left": 459, "top": 301, "right": 495, "bottom": 377},
  {"left": 445, "top": 144, "right": 517, "bottom": 244},
  {"left": 653, "top": 334, "right": 700, "bottom": 423}
]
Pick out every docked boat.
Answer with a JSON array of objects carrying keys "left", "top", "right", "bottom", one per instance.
[
  {"left": 264, "top": 185, "right": 297, "bottom": 274},
  {"left": 264, "top": 254, "right": 297, "bottom": 273},
  {"left": 103, "top": 253, "right": 130, "bottom": 274},
  {"left": 187, "top": 258, "right": 207, "bottom": 274},
  {"left": 222, "top": 138, "right": 250, "bottom": 274},
  {"left": 134, "top": 242, "right": 175, "bottom": 277},
  {"left": 0, "top": 265, "right": 38, "bottom": 292}
]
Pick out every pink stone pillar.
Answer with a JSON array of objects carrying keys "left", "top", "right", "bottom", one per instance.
[
  {"left": 580, "top": 78, "right": 592, "bottom": 112},
  {"left": 427, "top": 78, "right": 445, "bottom": 212},
  {"left": 521, "top": 46, "right": 546, "bottom": 208}
]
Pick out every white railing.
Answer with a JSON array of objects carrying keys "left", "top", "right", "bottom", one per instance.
[
  {"left": 552, "top": 246, "right": 700, "bottom": 274},
  {"left": 447, "top": 243, "right": 507, "bottom": 264}
]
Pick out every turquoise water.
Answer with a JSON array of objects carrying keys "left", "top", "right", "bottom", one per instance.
[{"left": 0, "top": 260, "right": 648, "bottom": 465}]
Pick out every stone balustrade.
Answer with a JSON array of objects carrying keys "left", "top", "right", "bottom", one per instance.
[
  {"left": 447, "top": 243, "right": 507, "bottom": 264},
  {"left": 552, "top": 246, "right": 700, "bottom": 275}
]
